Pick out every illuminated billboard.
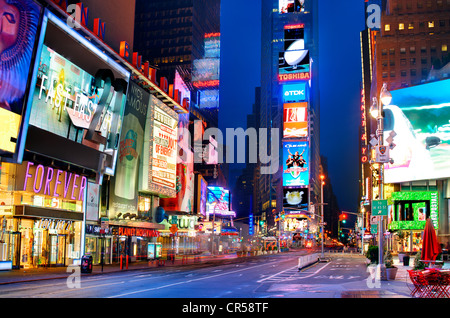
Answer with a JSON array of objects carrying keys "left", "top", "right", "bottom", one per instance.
[
  {"left": 28, "top": 44, "right": 127, "bottom": 174},
  {"left": 283, "top": 102, "right": 308, "bottom": 138},
  {"left": 283, "top": 141, "right": 309, "bottom": 187},
  {"left": 279, "top": 51, "right": 310, "bottom": 78},
  {"left": 279, "top": 0, "right": 305, "bottom": 13},
  {"left": 384, "top": 79, "right": 450, "bottom": 183},
  {"left": 206, "top": 186, "right": 235, "bottom": 217},
  {"left": 0, "top": 0, "right": 41, "bottom": 154},
  {"left": 151, "top": 101, "right": 178, "bottom": 190},
  {"left": 199, "top": 89, "right": 219, "bottom": 109},
  {"left": 388, "top": 191, "right": 438, "bottom": 230},
  {"left": 284, "top": 24, "right": 305, "bottom": 51},
  {"left": 282, "top": 83, "right": 307, "bottom": 103},
  {"left": 283, "top": 187, "right": 308, "bottom": 209}
]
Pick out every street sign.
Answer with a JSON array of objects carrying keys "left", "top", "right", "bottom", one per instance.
[
  {"left": 370, "top": 224, "right": 378, "bottom": 234},
  {"left": 372, "top": 199, "right": 388, "bottom": 216},
  {"left": 375, "top": 145, "right": 389, "bottom": 163},
  {"left": 370, "top": 215, "right": 379, "bottom": 224}
]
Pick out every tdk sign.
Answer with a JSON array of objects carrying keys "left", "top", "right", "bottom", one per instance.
[{"left": 282, "top": 83, "right": 307, "bottom": 103}]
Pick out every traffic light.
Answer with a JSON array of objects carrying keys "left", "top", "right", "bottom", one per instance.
[{"left": 339, "top": 213, "right": 347, "bottom": 223}]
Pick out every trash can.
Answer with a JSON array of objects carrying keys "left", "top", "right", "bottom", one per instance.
[
  {"left": 81, "top": 255, "right": 93, "bottom": 273},
  {"left": 403, "top": 255, "right": 410, "bottom": 266}
]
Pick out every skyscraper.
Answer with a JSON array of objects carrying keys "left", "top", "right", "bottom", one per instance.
[{"left": 259, "top": 0, "right": 320, "bottom": 239}]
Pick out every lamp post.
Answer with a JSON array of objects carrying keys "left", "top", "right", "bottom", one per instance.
[
  {"left": 320, "top": 174, "right": 325, "bottom": 259},
  {"left": 370, "top": 82, "right": 392, "bottom": 276}
]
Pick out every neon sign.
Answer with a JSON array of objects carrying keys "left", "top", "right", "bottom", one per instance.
[{"left": 278, "top": 72, "right": 310, "bottom": 82}]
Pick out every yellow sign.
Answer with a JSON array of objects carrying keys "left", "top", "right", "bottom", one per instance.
[{"left": 0, "top": 108, "right": 21, "bottom": 153}]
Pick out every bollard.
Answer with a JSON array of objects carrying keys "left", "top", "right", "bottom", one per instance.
[
  {"left": 120, "top": 255, "right": 123, "bottom": 270},
  {"left": 126, "top": 255, "right": 129, "bottom": 270}
]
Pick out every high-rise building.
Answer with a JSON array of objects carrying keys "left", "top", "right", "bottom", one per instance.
[
  {"left": 133, "top": 0, "right": 220, "bottom": 84},
  {"left": 259, "top": 0, "right": 320, "bottom": 240}
]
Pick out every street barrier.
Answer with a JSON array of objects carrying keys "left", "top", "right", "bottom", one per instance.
[{"left": 298, "top": 253, "right": 319, "bottom": 270}]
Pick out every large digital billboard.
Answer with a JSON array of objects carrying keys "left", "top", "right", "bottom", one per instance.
[
  {"left": 279, "top": 0, "right": 305, "bottom": 14},
  {"left": 384, "top": 79, "right": 450, "bottom": 183},
  {"left": 283, "top": 102, "right": 308, "bottom": 138},
  {"left": 282, "top": 83, "right": 307, "bottom": 103},
  {"left": 29, "top": 43, "right": 127, "bottom": 174},
  {"left": 206, "top": 186, "right": 235, "bottom": 217},
  {"left": 283, "top": 187, "right": 308, "bottom": 209},
  {"left": 282, "top": 141, "right": 309, "bottom": 187},
  {"left": 0, "top": 0, "right": 41, "bottom": 154}
]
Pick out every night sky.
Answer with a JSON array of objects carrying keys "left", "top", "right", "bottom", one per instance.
[{"left": 220, "top": 0, "right": 365, "bottom": 214}]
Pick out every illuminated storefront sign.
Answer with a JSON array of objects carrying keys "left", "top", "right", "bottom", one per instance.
[
  {"left": 388, "top": 191, "right": 438, "bottom": 230},
  {"left": 283, "top": 102, "right": 308, "bottom": 138},
  {"left": 282, "top": 141, "right": 309, "bottom": 187},
  {"left": 279, "top": 0, "right": 305, "bottom": 14},
  {"left": 114, "top": 226, "right": 160, "bottom": 238},
  {"left": 22, "top": 161, "right": 87, "bottom": 201}
]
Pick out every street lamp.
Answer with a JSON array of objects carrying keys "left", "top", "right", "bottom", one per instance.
[
  {"left": 370, "top": 82, "right": 392, "bottom": 277},
  {"left": 320, "top": 174, "right": 325, "bottom": 259}
]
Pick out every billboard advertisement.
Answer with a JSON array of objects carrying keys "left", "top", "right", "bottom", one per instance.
[
  {"left": 282, "top": 141, "right": 309, "bottom": 187},
  {"left": 199, "top": 89, "right": 219, "bottom": 109},
  {"left": 109, "top": 81, "right": 149, "bottom": 218},
  {"left": 283, "top": 102, "right": 308, "bottom": 138},
  {"left": 160, "top": 149, "right": 195, "bottom": 213},
  {"left": 206, "top": 186, "right": 235, "bottom": 217},
  {"left": 29, "top": 44, "right": 127, "bottom": 173},
  {"left": 282, "top": 83, "right": 307, "bottom": 103},
  {"left": 151, "top": 102, "right": 178, "bottom": 190},
  {"left": 279, "top": 50, "right": 310, "bottom": 78},
  {"left": 283, "top": 187, "right": 308, "bottom": 209},
  {"left": 279, "top": 0, "right": 305, "bottom": 14},
  {"left": 0, "top": 0, "right": 41, "bottom": 154},
  {"left": 384, "top": 79, "right": 450, "bottom": 183}
]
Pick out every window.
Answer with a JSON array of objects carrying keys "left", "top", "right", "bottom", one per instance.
[
  {"left": 439, "top": 20, "right": 446, "bottom": 27},
  {"left": 408, "top": 23, "right": 414, "bottom": 30},
  {"left": 410, "top": 46, "right": 416, "bottom": 54},
  {"left": 401, "top": 70, "right": 407, "bottom": 77},
  {"left": 400, "top": 58, "right": 407, "bottom": 66},
  {"left": 399, "top": 23, "right": 405, "bottom": 30},
  {"left": 382, "top": 72, "right": 388, "bottom": 78},
  {"left": 431, "top": 46, "right": 437, "bottom": 53},
  {"left": 385, "top": 24, "right": 391, "bottom": 31},
  {"left": 421, "top": 47, "right": 427, "bottom": 54},
  {"left": 390, "top": 60, "right": 395, "bottom": 66},
  {"left": 390, "top": 71, "right": 396, "bottom": 77},
  {"left": 410, "top": 69, "right": 417, "bottom": 76},
  {"left": 442, "top": 44, "right": 448, "bottom": 52},
  {"left": 410, "top": 58, "right": 416, "bottom": 65},
  {"left": 421, "top": 58, "right": 427, "bottom": 65},
  {"left": 400, "top": 47, "right": 406, "bottom": 54},
  {"left": 389, "top": 48, "right": 395, "bottom": 55},
  {"left": 382, "top": 49, "right": 388, "bottom": 56},
  {"left": 428, "top": 21, "right": 435, "bottom": 28}
]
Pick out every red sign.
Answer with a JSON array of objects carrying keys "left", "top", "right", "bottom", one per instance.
[
  {"left": 117, "top": 227, "right": 159, "bottom": 238},
  {"left": 278, "top": 72, "right": 310, "bottom": 82}
]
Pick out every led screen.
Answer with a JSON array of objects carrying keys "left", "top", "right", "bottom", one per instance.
[
  {"left": 282, "top": 141, "right": 309, "bottom": 187},
  {"left": 384, "top": 79, "right": 450, "bottom": 183},
  {"left": 199, "top": 89, "right": 219, "bottom": 109},
  {"left": 283, "top": 187, "right": 308, "bottom": 209},
  {"left": 282, "top": 83, "right": 307, "bottom": 103},
  {"left": 206, "top": 186, "right": 230, "bottom": 214},
  {"left": 279, "top": 51, "right": 310, "bottom": 78},
  {"left": 0, "top": 0, "right": 41, "bottom": 154},
  {"left": 283, "top": 102, "right": 308, "bottom": 138},
  {"left": 284, "top": 24, "right": 304, "bottom": 51},
  {"left": 279, "top": 0, "right": 305, "bottom": 13}
]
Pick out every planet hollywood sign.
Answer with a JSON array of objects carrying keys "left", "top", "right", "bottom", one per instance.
[{"left": 112, "top": 226, "right": 160, "bottom": 238}]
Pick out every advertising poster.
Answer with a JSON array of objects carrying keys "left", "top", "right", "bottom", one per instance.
[
  {"left": 284, "top": 24, "right": 304, "bottom": 51},
  {"left": 283, "top": 102, "right": 308, "bottom": 138},
  {"left": 279, "top": 0, "right": 305, "bottom": 14},
  {"left": 279, "top": 50, "right": 310, "bottom": 77},
  {"left": 283, "top": 187, "right": 308, "bottom": 209},
  {"left": 86, "top": 182, "right": 100, "bottom": 221},
  {"left": 0, "top": 0, "right": 41, "bottom": 153},
  {"left": 385, "top": 79, "right": 450, "bottom": 183},
  {"left": 151, "top": 101, "right": 178, "bottom": 191},
  {"left": 160, "top": 149, "right": 194, "bottom": 213},
  {"left": 282, "top": 141, "right": 309, "bottom": 187},
  {"left": 109, "top": 81, "right": 149, "bottom": 218}
]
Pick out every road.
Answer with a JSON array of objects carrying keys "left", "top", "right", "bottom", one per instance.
[{"left": 0, "top": 250, "right": 372, "bottom": 299}]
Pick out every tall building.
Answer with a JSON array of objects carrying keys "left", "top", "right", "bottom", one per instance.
[
  {"left": 360, "top": 0, "right": 450, "bottom": 253},
  {"left": 133, "top": 0, "right": 220, "bottom": 84},
  {"left": 259, "top": 0, "right": 321, "bottom": 242}
]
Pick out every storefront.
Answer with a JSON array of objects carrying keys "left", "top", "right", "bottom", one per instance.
[
  {"left": 387, "top": 191, "right": 439, "bottom": 253},
  {"left": 0, "top": 162, "right": 85, "bottom": 269},
  {"left": 158, "top": 215, "right": 199, "bottom": 256}
]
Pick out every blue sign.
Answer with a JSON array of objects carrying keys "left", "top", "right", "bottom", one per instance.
[
  {"left": 282, "top": 83, "right": 307, "bottom": 103},
  {"left": 282, "top": 141, "right": 309, "bottom": 187}
]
